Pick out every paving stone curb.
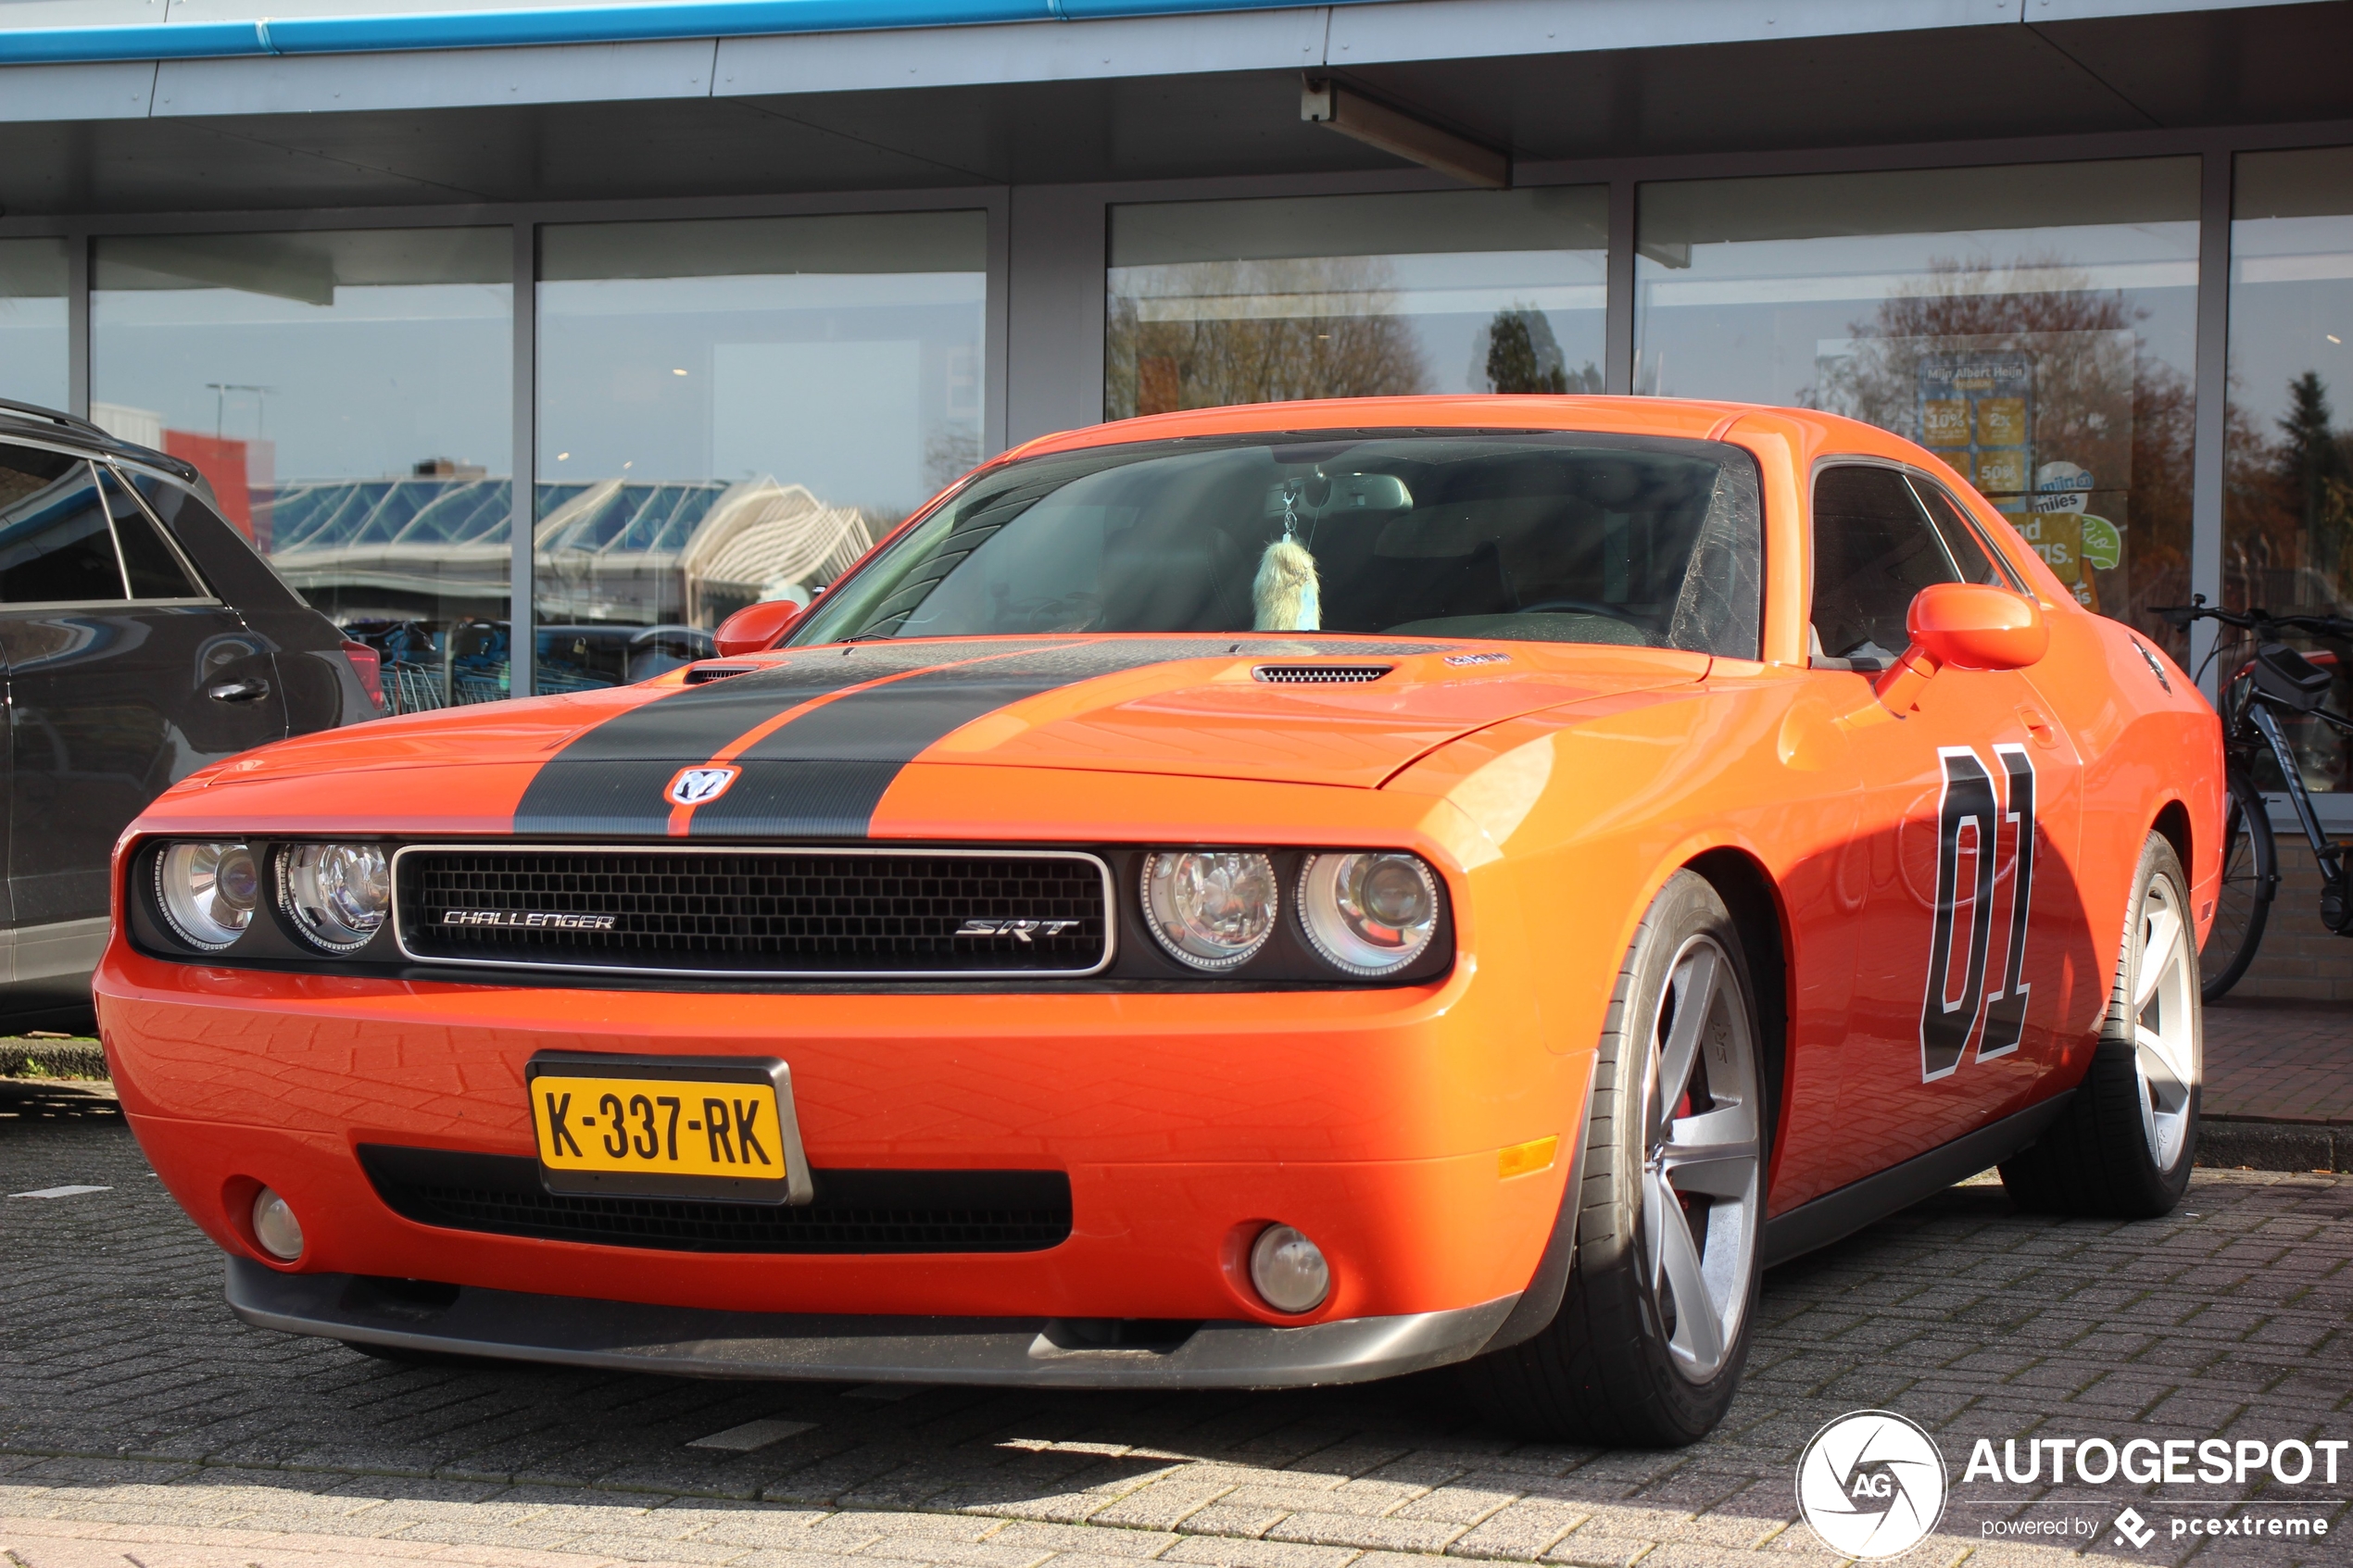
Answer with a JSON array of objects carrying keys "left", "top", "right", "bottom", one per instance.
[
  {"left": 0, "top": 1040, "right": 106, "bottom": 1079},
  {"left": 2195, "top": 1115, "right": 2352, "bottom": 1172}
]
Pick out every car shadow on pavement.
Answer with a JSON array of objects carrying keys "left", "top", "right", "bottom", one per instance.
[{"left": 0, "top": 1076, "right": 121, "bottom": 1123}]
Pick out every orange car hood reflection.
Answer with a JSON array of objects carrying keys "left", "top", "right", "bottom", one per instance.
[{"left": 169, "top": 635, "right": 1712, "bottom": 838}]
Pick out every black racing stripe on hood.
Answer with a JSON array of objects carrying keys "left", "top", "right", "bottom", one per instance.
[
  {"left": 511, "top": 639, "right": 1073, "bottom": 834},
  {"left": 689, "top": 638, "right": 1362, "bottom": 836},
  {"left": 519, "top": 636, "right": 1454, "bottom": 838}
]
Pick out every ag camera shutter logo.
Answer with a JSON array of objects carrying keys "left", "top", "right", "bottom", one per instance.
[{"left": 1796, "top": 1411, "right": 1948, "bottom": 1559}]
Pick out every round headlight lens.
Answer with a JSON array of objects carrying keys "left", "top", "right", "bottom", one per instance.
[
  {"left": 281, "top": 842, "right": 391, "bottom": 952},
  {"left": 1298, "top": 851, "right": 1440, "bottom": 976},
  {"left": 155, "top": 840, "right": 259, "bottom": 950},
  {"left": 1143, "top": 849, "right": 1278, "bottom": 970}
]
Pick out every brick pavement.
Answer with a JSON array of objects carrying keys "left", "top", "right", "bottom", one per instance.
[
  {"left": 3, "top": 1085, "right": 2349, "bottom": 1568},
  {"left": 2205, "top": 1004, "right": 2351, "bottom": 1126}
]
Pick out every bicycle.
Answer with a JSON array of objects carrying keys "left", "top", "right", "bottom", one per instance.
[{"left": 2156, "top": 597, "right": 2353, "bottom": 999}]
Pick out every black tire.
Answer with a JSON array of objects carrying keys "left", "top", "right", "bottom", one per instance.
[
  {"left": 2000, "top": 833, "right": 2200, "bottom": 1218},
  {"left": 2199, "top": 768, "right": 2275, "bottom": 1001},
  {"left": 1459, "top": 871, "right": 1768, "bottom": 1447}
]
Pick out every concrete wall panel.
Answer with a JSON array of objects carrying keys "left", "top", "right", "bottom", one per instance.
[
  {"left": 718, "top": 8, "right": 1325, "bottom": 97},
  {"left": 0, "top": 59, "right": 156, "bottom": 119},
  {"left": 152, "top": 37, "right": 715, "bottom": 116}
]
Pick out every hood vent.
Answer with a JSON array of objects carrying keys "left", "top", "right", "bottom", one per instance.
[
  {"left": 683, "top": 664, "right": 756, "bottom": 684},
  {"left": 1252, "top": 663, "right": 1393, "bottom": 684}
]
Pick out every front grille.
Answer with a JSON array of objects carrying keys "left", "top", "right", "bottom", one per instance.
[
  {"left": 1252, "top": 664, "right": 1392, "bottom": 684},
  {"left": 359, "top": 1146, "right": 1072, "bottom": 1253},
  {"left": 396, "top": 847, "right": 1110, "bottom": 976}
]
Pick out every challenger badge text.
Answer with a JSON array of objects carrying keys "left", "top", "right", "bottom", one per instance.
[{"left": 442, "top": 909, "right": 620, "bottom": 931}]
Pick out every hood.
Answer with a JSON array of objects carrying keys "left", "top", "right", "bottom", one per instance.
[{"left": 188, "top": 634, "right": 1710, "bottom": 838}]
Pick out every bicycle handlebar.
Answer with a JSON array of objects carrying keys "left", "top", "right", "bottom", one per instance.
[{"left": 2156, "top": 596, "right": 2353, "bottom": 638}]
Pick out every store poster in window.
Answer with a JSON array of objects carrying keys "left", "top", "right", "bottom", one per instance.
[{"left": 1915, "top": 346, "right": 2126, "bottom": 610}]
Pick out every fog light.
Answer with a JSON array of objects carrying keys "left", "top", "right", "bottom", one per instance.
[
  {"left": 1249, "top": 1223, "right": 1329, "bottom": 1314},
  {"left": 251, "top": 1186, "right": 303, "bottom": 1261}
]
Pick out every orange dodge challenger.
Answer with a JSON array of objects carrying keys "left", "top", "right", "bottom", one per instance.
[{"left": 97, "top": 397, "right": 2219, "bottom": 1445}]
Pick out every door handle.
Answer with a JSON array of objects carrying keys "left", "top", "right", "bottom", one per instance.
[{"left": 208, "top": 677, "right": 271, "bottom": 704}]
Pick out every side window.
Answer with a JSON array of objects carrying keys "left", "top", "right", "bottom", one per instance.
[
  {"left": 100, "top": 468, "right": 205, "bottom": 599},
  {"left": 0, "top": 445, "right": 128, "bottom": 606},
  {"left": 1809, "top": 464, "right": 1958, "bottom": 667},
  {"left": 1907, "top": 477, "right": 2022, "bottom": 592}
]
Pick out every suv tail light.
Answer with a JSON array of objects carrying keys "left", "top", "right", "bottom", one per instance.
[{"left": 341, "top": 639, "right": 384, "bottom": 714}]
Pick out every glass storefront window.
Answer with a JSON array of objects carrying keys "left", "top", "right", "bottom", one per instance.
[
  {"left": 1635, "top": 159, "right": 2201, "bottom": 660},
  {"left": 2227, "top": 145, "right": 2353, "bottom": 795},
  {"left": 535, "top": 210, "right": 986, "bottom": 695},
  {"left": 91, "top": 229, "right": 514, "bottom": 712},
  {"left": 1105, "top": 188, "right": 1607, "bottom": 420},
  {"left": 0, "top": 238, "right": 69, "bottom": 411}
]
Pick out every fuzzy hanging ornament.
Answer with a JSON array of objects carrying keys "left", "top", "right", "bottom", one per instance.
[{"left": 1253, "top": 489, "right": 1322, "bottom": 631}]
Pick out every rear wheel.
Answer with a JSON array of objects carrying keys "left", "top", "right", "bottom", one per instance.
[
  {"left": 2001, "top": 833, "right": 2200, "bottom": 1218},
  {"left": 2199, "top": 768, "right": 2275, "bottom": 1001},
  {"left": 1460, "top": 872, "right": 1766, "bottom": 1446}
]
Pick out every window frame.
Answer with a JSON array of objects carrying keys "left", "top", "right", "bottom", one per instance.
[
  {"left": 1805, "top": 456, "right": 1965, "bottom": 671},
  {"left": 0, "top": 433, "right": 225, "bottom": 611},
  {"left": 99, "top": 460, "right": 217, "bottom": 606}
]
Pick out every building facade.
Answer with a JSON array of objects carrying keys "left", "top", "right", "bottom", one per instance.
[{"left": 3, "top": 0, "right": 2351, "bottom": 993}]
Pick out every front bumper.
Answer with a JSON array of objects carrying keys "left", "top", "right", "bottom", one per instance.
[
  {"left": 227, "top": 1258, "right": 1520, "bottom": 1388},
  {"left": 104, "top": 935, "right": 1586, "bottom": 1327}
]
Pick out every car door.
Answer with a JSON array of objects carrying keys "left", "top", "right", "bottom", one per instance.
[
  {"left": 0, "top": 441, "right": 287, "bottom": 938},
  {"left": 1806, "top": 462, "right": 2085, "bottom": 1184}
]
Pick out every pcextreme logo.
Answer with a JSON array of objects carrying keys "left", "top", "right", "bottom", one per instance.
[{"left": 1796, "top": 1411, "right": 1948, "bottom": 1559}]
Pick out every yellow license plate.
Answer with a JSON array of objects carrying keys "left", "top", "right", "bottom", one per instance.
[{"left": 527, "top": 1055, "right": 811, "bottom": 1204}]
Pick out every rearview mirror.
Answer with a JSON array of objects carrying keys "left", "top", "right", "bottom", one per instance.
[
  {"left": 1328, "top": 473, "right": 1413, "bottom": 511},
  {"left": 712, "top": 598, "right": 807, "bottom": 658}
]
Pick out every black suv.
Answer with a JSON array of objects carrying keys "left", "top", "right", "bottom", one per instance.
[{"left": 0, "top": 399, "right": 376, "bottom": 1028}]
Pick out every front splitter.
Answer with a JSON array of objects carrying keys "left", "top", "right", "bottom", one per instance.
[{"left": 225, "top": 1259, "right": 1519, "bottom": 1388}]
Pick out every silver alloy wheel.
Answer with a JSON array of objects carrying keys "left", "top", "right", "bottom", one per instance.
[
  {"left": 1638, "top": 934, "right": 1762, "bottom": 1383},
  {"left": 2129, "top": 872, "right": 2199, "bottom": 1170}
]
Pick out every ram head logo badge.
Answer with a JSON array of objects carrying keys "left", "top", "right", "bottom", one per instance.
[{"left": 665, "top": 765, "right": 741, "bottom": 807}]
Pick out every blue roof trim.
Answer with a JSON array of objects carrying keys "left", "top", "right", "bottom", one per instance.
[{"left": 0, "top": 0, "right": 1345, "bottom": 65}]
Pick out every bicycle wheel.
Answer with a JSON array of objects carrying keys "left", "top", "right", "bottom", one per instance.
[{"left": 2199, "top": 766, "right": 2276, "bottom": 1000}]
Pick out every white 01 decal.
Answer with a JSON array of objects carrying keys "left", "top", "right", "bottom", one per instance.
[{"left": 1919, "top": 744, "right": 2037, "bottom": 1083}]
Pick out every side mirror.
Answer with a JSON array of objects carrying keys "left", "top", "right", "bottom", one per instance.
[
  {"left": 712, "top": 599, "right": 806, "bottom": 658},
  {"left": 1874, "top": 583, "right": 2046, "bottom": 713},
  {"left": 1907, "top": 582, "right": 2048, "bottom": 671}
]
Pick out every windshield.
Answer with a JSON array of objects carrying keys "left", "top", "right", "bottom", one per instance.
[{"left": 789, "top": 430, "right": 1763, "bottom": 658}]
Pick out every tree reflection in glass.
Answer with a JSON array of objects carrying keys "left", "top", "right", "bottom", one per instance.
[
  {"left": 1806, "top": 252, "right": 2193, "bottom": 646},
  {"left": 1104, "top": 188, "right": 1607, "bottom": 421}
]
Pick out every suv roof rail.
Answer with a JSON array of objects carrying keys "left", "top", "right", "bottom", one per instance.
[
  {"left": 0, "top": 395, "right": 201, "bottom": 483},
  {"left": 0, "top": 396, "right": 110, "bottom": 440}
]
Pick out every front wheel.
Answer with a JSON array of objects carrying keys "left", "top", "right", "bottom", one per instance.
[
  {"left": 2199, "top": 767, "right": 2275, "bottom": 1001},
  {"left": 1459, "top": 872, "right": 1766, "bottom": 1446}
]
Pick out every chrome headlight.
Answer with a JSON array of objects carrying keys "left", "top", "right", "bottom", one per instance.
[
  {"left": 280, "top": 842, "right": 391, "bottom": 952},
  {"left": 155, "top": 840, "right": 259, "bottom": 950},
  {"left": 1143, "top": 849, "right": 1278, "bottom": 970},
  {"left": 1298, "top": 851, "right": 1440, "bottom": 976}
]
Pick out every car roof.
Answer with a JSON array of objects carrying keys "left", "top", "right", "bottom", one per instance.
[{"left": 1004, "top": 395, "right": 1892, "bottom": 461}]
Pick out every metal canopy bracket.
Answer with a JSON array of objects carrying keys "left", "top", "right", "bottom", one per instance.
[{"left": 1301, "top": 79, "right": 1508, "bottom": 190}]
